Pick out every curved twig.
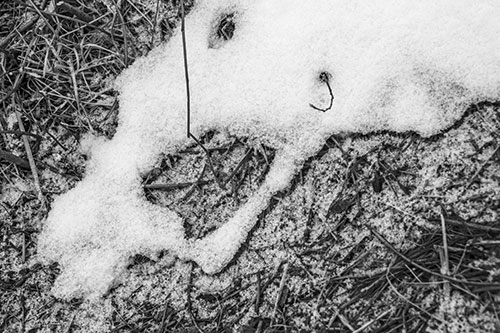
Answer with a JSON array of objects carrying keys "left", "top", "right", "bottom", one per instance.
[{"left": 310, "top": 72, "right": 334, "bottom": 112}]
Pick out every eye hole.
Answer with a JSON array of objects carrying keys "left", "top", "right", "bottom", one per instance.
[
  {"left": 318, "top": 71, "right": 332, "bottom": 83},
  {"left": 209, "top": 12, "right": 237, "bottom": 49},
  {"left": 217, "top": 14, "right": 235, "bottom": 41}
]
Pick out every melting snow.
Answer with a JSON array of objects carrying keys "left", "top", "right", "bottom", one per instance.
[{"left": 38, "top": 0, "right": 500, "bottom": 299}]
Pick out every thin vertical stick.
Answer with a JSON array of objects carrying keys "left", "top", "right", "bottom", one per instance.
[
  {"left": 272, "top": 261, "right": 289, "bottom": 323},
  {"left": 440, "top": 213, "right": 451, "bottom": 305},
  {"left": 14, "top": 105, "right": 45, "bottom": 211},
  {"left": 178, "top": 1, "right": 226, "bottom": 190},
  {"left": 180, "top": 0, "right": 191, "bottom": 138}
]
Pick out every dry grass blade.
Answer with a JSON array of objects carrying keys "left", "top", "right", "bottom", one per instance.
[
  {"left": 63, "top": 312, "right": 76, "bottom": 333},
  {"left": 57, "top": 1, "right": 94, "bottom": 23},
  {"left": 0, "top": 15, "right": 39, "bottom": 50},
  {"left": 369, "top": 225, "right": 500, "bottom": 287},
  {"left": 433, "top": 217, "right": 500, "bottom": 233},
  {"left": 271, "top": 261, "right": 289, "bottom": 323},
  {"left": 352, "top": 309, "right": 392, "bottom": 333},
  {"left": 337, "top": 312, "right": 355, "bottom": 332},
  {"left": 254, "top": 271, "right": 262, "bottom": 315},
  {"left": 439, "top": 213, "right": 451, "bottom": 302},
  {"left": 188, "top": 133, "right": 226, "bottom": 190},
  {"left": 14, "top": 107, "right": 45, "bottom": 209},
  {"left": 0, "top": 130, "right": 42, "bottom": 141},
  {"left": 222, "top": 147, "right": 253, "bottom": 188},
  {"left": 180, "top": 0, "right": 191, "bottom": 138},
  {"left": 466, "top": 144, "right": 500, "bottom": 189},
  {"left": 0, "top": 149, "right": 30, "bottom": 170},
  {"left": 0, "top": 71, "right": 25, "bottom": 104},
  {"left": 385, "top": 266, "right": 444, "bottom": 323}
]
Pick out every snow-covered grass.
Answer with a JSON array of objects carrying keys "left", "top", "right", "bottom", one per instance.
[
  {"left": 40, "top": 0, "right": 500, "bottom": 299},
  {"left": 1, "top": 0, "right": 500, "bottom": 332}
]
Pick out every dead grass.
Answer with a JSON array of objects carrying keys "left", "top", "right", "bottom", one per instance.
[{"left": 1, "top": 0, "right": 499, "bottom": 332}]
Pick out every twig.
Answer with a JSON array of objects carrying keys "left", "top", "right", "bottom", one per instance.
[
  {"left": 0, "top": 15, "right": 39, "bottom": 50},
  {"left": 439, "top": 213, "right": 451, "bottom": 302},
  {"left": 310, "top": 72, "right": 334, "bottom": 112},
  {"left": 179, "top": 0, "right": 225, "bottom": 191},
  {"left": 116, "top": 1, "right": 130, "bottom": 66},
  {"left": 222, "top": 148, "right": 253, "bottom": 188},
  {"left": 272, "top": 261, "right": 289, "bottom": 323},
  {"left": 144, "top": 180, "right": 209, "bottom": 191},
  {"left": 466, "top": 144, "right": 500, "bottom": 189},
  {"left": 150, "top": 0, "right": 161, "bottom": 48},
  {"left": 14, "top": 104, "right": 46, "bottom": 209},
  {"left": 68, "top": 49, "right": 94, "bottom": 132},
  {"left": 45, "top": 131, "right": 68, "bottom": 151},
  {"left": 180, "top": 0, "right": 191, "bottom": 138}
]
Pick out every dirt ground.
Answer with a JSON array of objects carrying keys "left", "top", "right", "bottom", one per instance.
[{"left": 1, "top": 1, "right": 499, "bottom": 332}]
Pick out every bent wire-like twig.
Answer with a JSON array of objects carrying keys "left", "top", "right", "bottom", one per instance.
[
  {"left": 310, "top": 72, "right": 334, "bottom": 112},
  {"left": 180, "top": 1, "right": 226, "bottom": 190}
]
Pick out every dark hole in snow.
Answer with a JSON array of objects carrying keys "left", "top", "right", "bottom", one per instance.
[
  {"left": 209, "top": 12, "right": 238, "bottom": 49},
  {"left": 319, "top": 71, "right": 332, "bottom": 83},
  {"left": 217, "top": 14, "right": 235, "bottom": 41}
]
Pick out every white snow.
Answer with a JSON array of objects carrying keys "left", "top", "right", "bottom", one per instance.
[{"left": 38, "top": 0, "right": 500, "bottom": 299}]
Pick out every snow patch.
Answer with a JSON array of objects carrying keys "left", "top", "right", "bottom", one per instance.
[{"left": 38, "top": 0, "right": 500, "bottom": 299}]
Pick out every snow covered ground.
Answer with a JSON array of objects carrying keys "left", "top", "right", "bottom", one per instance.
[
  {"left": 37, "top": 0, "right": 500, "bottom": 300},
  {"left": 1, "top": 0, "right": 500, "bottom": 331}
]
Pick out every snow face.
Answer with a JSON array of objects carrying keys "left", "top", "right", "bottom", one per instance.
[{"left": 38, "top": 0, "right": 500, "bottom": 299}]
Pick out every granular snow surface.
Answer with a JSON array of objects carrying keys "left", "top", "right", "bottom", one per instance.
[{"left": 38, "top": 0, "right": 500, "bottom": 299}]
